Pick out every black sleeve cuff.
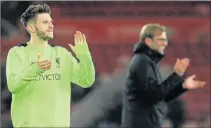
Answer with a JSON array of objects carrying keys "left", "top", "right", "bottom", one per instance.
[
  {"left": 164, "top": 73, "right": 188, "bottom": 102},
  {"left": 165, "top": 72, "right": 184, "bottom": 88}
]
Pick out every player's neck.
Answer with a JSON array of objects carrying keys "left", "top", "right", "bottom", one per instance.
[{"left": 28, "top": 36, "right": 48, "bottom": 47}]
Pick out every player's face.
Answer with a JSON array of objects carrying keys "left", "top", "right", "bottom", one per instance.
[
  {"left": 35, "top": 13, "right": 54, "bottom": 40},
  {"left": 150, "top": 32, "right": 168, "bottom": 55}
]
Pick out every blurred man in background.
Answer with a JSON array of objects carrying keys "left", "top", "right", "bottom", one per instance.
[
  {"left": 121, "top": 24, "right": 206, "bottom": 128},
  {"left": 6, "top": 4, "right": 95, "bottom": 127}
]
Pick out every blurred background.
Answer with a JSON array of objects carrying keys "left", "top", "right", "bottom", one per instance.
[{"left": 1, "top": 1, "right": 210, "bottom": 128}]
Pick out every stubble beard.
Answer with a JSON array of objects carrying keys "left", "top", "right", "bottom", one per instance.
[{"left": 35, "top": 27, "right": 53, "bottom": 41}]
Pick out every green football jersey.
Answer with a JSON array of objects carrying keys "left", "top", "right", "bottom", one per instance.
[{"left": 6, "top": 42, "right": 95, "bottom": 127}]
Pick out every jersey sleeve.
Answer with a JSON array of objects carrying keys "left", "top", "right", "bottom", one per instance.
[
  {"left": 6, "top": 47, "right": 44, "bottom": 94},
  {"left": 64, "top": 44, "right": 95, "bottom": 88}
]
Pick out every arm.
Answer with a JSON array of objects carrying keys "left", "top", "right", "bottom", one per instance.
[
  {"left": 164, "top": 72, "right": 206, "bottom": 102},
  {"left": 6, "top": 47, "right": 44, "bottom": 94},
  {"left": 164, "top": 81, "right": 188, "bottom": 103},
  {"left": 131, "top": 56, "right": 184, "bottom": 103},
  {"left": 164, "top": 57, "right": 207, "bottom": 102},
  {"left": 66, "top": 44, "right": 95, "bottom": 88}
]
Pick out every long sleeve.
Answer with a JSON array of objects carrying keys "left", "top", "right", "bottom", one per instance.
[
  {"left": 6, "top": 47, "right": 44, "bottom": 94},
  {"left": 164, "top": 83, "right": 188, "bottom": 102},
  {"left": 131, "top": 56, "right": 184, "bottom": 103},
  {"left": 66, "top": 44, "right": 95, "bottom": 88}
]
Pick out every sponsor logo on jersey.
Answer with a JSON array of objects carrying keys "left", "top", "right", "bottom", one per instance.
[{"left": 33, "top": 73, "right": 61, "bottom": 81}]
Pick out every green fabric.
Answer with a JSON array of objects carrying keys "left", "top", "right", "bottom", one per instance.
[{"left": 6, "top": 43, "right": 95, "bottom": 127}]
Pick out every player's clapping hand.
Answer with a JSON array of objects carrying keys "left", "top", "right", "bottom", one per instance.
[
  {"left": 68, "top": 31, "right": 89, "bottom": 55},
  {"left": 37, "top": 53, "right": 51, "bottom": 70},
  {"left": 183, "top": 74, "right": 206, "bottom": 89}
]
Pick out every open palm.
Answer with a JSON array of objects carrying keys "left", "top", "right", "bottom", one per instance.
[
  {"left": 68, "top": 31, "right": 88, "bottom": 53},
  {"left": 183, "top": 75, "right": 206, "bottom": 89}
]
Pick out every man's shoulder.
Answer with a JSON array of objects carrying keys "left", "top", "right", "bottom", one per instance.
[
  {"left": 133, "top": 53, "right": 151, "bottom": 63},
  {"left": 9, "top": 43, "right": 28, "bottom": 53},
  {"left": 18, "top": 42, "right": 28, "bottom": 47},
  {"left": 9, "top": 43, "right": 28, "bottom": 51},
  {"left": 17, "top": 42, "right": 59, "bottom": 48},
  {"left": 9, "top": 43, "right": 63, "bottom": 52},
  {"left": 14, "top": 43, "right": 64, "bottom": 49},
  {"left": 128, "top": 54, "right": 150, "bottom": 69},
  {"left": 9, "top": 45, "right": 24, "bottom": 53}
]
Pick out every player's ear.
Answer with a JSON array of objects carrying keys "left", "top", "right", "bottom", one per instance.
[{"left": 27, "top": 24, "right": 36, "bottom": 33}]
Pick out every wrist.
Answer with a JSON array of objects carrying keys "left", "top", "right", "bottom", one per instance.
[
  {"left": 75, "top": 44, "right": 89, "bottom": 54},
  {"left": 182, "top": 82, "right": 187, "bottom": 89},
  {"left": 76, "top": 53, "right": 91, "bottom": 62},
  {"left": 174, "top": 70, "right": 183, "bottom": 77}
]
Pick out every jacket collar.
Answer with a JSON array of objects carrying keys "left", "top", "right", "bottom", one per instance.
[{"left": 133, "top": 42, "right": 164, "bottom": 63}]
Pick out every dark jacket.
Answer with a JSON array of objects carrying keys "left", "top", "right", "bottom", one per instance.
[{"left": 121, "top": 42, "right": 187, "bottom": 128}]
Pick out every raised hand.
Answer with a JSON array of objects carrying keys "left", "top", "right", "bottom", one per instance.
[
  {"left": 182, "top": 74, "right": 206, "bottom": 89},
  {"left": 68, "top": 31, "right": 88, "bottom": 54},
  {"left": 37, "top": 53, "right": 51, "bottom": 70},
  {"left": 173, "top": 58, "right": 190, "bottom": 76}
]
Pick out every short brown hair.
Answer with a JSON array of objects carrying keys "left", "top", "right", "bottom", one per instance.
[
  {"left": 140, "top": 24, "right": 166, "bottom": 41},
  {"left": 20, "top": 4, "right": 51, "bottom": 28}
]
